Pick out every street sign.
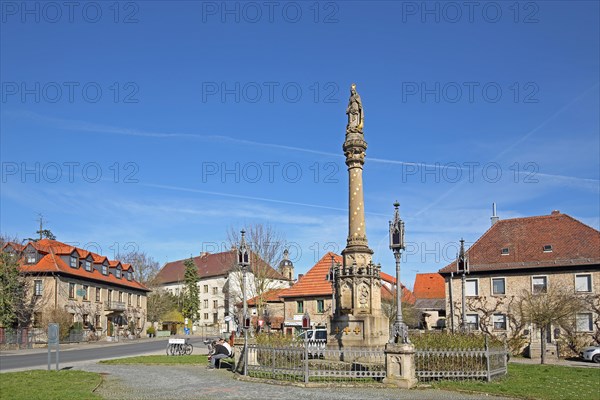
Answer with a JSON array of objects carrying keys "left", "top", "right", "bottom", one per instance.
[
  {"left": 48, "top": 324, "right": 59, "bottom": 344},
  {"left": 47, "top": 323, "right": 59, "bottom": 371}
]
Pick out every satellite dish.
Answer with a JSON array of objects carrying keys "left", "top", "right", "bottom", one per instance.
[{"left": 224, "top": 316, "right": 232, "bottom": 322}]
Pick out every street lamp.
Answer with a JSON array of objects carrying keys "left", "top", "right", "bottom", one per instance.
[
  {"left": 238, "top": 229, "right": 250, "bottom": 375},
  {"left": 389, "top": 202, "right": 409, "bottom": 344},
  {"left": 457, "top": 238, "right": 469, "bottom": 332}
]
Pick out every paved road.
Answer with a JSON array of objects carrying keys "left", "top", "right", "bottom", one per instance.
[{"left": 0, "top": 337, "right": 208, "bottom": 372}]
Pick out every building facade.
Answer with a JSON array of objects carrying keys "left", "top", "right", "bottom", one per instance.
[
  {"left": 2, "top": 239, "right": 150, "bottom": 339},
  {"left": 155, "top": 250, "right": 290, "bottom": 335},
  {"left": 439, "top": 211, "right": 600, "bottom": 356}
]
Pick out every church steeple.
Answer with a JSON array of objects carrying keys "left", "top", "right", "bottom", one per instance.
[{"left": 278, "top": 248, "right": 294, "bottom": 282}]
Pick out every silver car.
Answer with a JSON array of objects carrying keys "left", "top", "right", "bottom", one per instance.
[{"left": 579, "top": 346, "right": 600, "bottom": 363}]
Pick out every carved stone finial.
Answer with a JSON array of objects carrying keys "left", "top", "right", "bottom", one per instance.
[{"left": 346, "top": 83, "right": 364, "bottom": 134}]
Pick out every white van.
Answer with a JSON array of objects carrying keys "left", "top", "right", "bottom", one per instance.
[{"left": 297, "top": 328, "right": 327, "bottom": 356}]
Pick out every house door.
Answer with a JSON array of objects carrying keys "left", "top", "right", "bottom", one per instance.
[{"left": 545, "top": 324, "right": 552, "bottom": 343}]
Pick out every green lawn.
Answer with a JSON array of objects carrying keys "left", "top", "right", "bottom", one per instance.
[
  {"left": 434, "top": 363, "right": 600, "bottom": 400},
  {"left": 0, "top": 370, "right": 102, "bottom": 400},
  {"left": 100, "top": 354, "right": 209, "bottom": 365}
]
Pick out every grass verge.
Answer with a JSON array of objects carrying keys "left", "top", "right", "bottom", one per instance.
[
  {"left": 0, "top": 370, "right": 102, "bottom": 400},
  {"left": 433, "top": 363, "right": 599, "bottom": 400},
  {"left": 100, "top": 354, "right": 208, "bottom": 365}
]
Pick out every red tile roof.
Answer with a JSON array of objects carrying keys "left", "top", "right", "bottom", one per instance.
[
  {"left": 155, "top": 250, "right": 287, "bottom": 284},
  {"left": 413, "top": 273, "right": 445, "bottom": 299},
  {"left": 280, "top": 252, "right": 341, "bottom": 297},
  {"left": 246, "top": 288, "right": 287, "bottom": 306},
  {"left": 439, "top": 211, "right": 600, "bottom": 274},
  {"left": 6, "top": 239, "right": 149, "bottom": 292},
  {"left": 279, "top": 252, "right": 415, "bottom": 302}
]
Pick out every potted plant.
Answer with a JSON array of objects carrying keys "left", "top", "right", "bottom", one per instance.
[{"left": 146, "top": 326, "right": 156, "bottom": 338}]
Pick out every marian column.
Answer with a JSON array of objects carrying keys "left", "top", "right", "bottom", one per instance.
[{"left": 330, "top": 84, "right": 388, "bottom": 348}]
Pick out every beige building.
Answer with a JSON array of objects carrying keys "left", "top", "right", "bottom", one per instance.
[
  {"left": 2, "top": 239, "right": 150, "bottom": 339},
  {"left": 439, "top": 210, "right": 600, "bottom": 357}
]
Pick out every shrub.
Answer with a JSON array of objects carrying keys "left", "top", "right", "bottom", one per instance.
[
  {"left": 146, "top": 326, "right": 156, "bottom": 335},
  {"left": 412, "top": 331, "right": 502, "bottom": 350}
]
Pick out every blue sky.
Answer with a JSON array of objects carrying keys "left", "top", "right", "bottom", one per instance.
[{"left": 1, "top": 1, "right": 599, "bottom": 289}]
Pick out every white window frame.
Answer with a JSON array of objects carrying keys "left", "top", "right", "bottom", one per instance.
[
  {"left": 70, "top": 256, "right": 78, "bottom": 268},
  {"left": 116, "top": 267, "right": 122, "bottom": 279},
  {"left": 34, "top": 280, "right": 43, "bottom": 296},
  {"left": 532, "top": 276, "right": 548, "bottom": 294},
  {"left": 102, "top": 265, "right": 108, "bottom": 275},
  {"left": 27, "top": 254, "right": 37, "bottom": 264},
  {"left": 575, "top": 313, "right": 593, "bottom": 332},
  {"left": 465, "top": 278, "right": 479, "bottom": 296},
  {"left": 501, "top": 247, "right": 509, "bottom": 255},
  {"left": 84, "top": 260, "right": 92, "bottom": 272},
  {"left": 491, "top": 277, "right": 506, "bottom": 296},
  {"left": 493, "top": 313, "right": 507, "bottom": 330},
  {"left": 82, "top": 285, "right": 89, "bottom": 301},
  {"left": 543, "top": 245, "right": 553, "bottom": 252},
  {"left": 465, "top": 314, "right": 479, "bottom": 331},
  {"left": 575, "top": 274, "right": 592, "bottom": 293}
]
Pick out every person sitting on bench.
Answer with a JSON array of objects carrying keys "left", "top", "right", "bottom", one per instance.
[{"left": 207, "top": 338, "right": 232, "bottom": 369}]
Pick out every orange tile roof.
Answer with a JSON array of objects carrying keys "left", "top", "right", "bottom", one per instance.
[
  {"left": 280, "top": 253, "right": 415, "bottom": 302},
  {"left": 439, "top": 211, "right": 600, "bottom": 274},
  {"left": 413, "top": 273, "right": 445, "bottom": 299},
  {"left": 246, "top": 288, "right": 287, "bottom": 306},
  {"left": 11, "top": 239, "right": 149, "bottom": 292},
  {"left": 280, "top": 252, "right": 341, "bottom": 297}
]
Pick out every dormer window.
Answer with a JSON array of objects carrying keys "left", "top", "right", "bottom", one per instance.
[
  {"left": 27, "top": 254, "right": 37, "bottom": 264},
  {"left": 543, "top": 245, "right": 553, "bottom": 253},
  {"left": 101, "top": 265, "right": 108, "bottom": 275},
  {"left": 84, "top": 260, "right": 92, "bottom": 272},
  {"left": 127, "top": 271, "right": 132, "bottom": 281},
  {"left": 501, "top": 248, "right": 509, "bottom": 255},
  {"left": 70, "top": 256, "right": 78, "bottom": 268},
  {"left": 116, "top": 268, "right": 122, "bottom": 279}
]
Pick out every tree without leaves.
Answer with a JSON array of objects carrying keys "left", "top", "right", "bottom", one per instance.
[
  {"left": 227, "top": 224, "right": 287, "bottom": 318},
  {"left": 115, "top": 251, "right": 161, "bottom": 286},
  {"left": 516, "top": 283, "right": 585, "bottom": 364},
  {"left": 381, "top": 288, "right": 418, "bottom": 330},
  {"left": 146, "top": 290, "right": 178, "bottom": 323},
  {"left": 181, "top": 257, "right": 200, "bottom": 323}
]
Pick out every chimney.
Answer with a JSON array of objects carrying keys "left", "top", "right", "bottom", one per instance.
[
  {"left": 298, "top": 274, "right": 304, "bottom": 281},
  {"left": 490, "top": 203, "right": 499, "bottom": 226},
  {"left": 200, "top": 252, "right": 210, "bottom": 257},
  {"left": 551, "top": 210, "right": 560, "bottom": 215}
]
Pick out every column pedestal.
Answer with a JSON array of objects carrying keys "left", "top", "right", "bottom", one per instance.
[{"left": 383, "top": 343, "right": 418, "bottom": 389}]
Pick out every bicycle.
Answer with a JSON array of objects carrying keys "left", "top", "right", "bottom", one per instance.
[{"left": 166, "top": 338, "right": 193, "bottom": 355}]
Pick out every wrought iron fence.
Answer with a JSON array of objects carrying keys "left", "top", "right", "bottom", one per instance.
[
  {"left": 242, "top": 341, "right": 387, "bottom": 383},
  {"left": 237, "top": 338, "right": 507, "bottom": 385},
  {"left": 0, "top": 328, "right": 88, "bottom": 348},
  {"left": 415, "top": 340, "right": 507, "bottom": 382}
]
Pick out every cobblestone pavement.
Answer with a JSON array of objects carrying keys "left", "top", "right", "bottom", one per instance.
[{"left": 76, "top": 362, "right": 514, "bottom": 400}]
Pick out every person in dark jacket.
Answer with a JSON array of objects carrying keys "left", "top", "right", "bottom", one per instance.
[{"left": 207, "top": 338, "right": 231, "bottom": 369}]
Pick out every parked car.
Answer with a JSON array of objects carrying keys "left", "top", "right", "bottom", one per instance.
[
  {"left": 297, "top": 328, "right": 327, "bottom": 356},
  {"left": 579, "top": 346, "right": 600, "bottom": 363}
]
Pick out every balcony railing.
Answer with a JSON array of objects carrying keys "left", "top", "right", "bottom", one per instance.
[{"left": 104, "top": 301, "right": 126, "bottom": 311}]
